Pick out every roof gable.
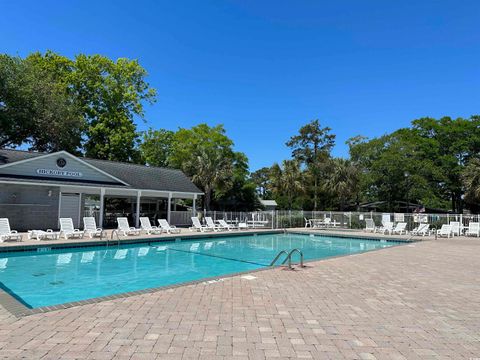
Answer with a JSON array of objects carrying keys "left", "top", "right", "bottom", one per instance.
[{"left": 0, "top": 151, "right": 127, "bottom": 186}]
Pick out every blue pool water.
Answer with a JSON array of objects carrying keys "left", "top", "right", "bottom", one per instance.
[{"left": 0, "top": 233, "right": 402, "bottom": 308}]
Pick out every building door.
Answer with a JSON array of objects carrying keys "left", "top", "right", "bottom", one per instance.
[{"left": 59, "top": 193, "right": 81, "bottom": 227}]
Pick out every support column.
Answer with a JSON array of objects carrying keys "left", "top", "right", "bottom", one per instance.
[
  {"left": 99, "top": 188, "right": 105, "bottom": 228},
  {"left": 135, "top": 190, "right": 141, "bottom": 228},
  {"left": 193, "top": 195, "right": 197, "bottom": 217},
  {"left": 167, "top": 193, "right": 172, "bottom": 224}
]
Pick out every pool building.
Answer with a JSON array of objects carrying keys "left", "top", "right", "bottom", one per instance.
[{"left": 0, "top": 149, "right": 202, "bottom": 231}]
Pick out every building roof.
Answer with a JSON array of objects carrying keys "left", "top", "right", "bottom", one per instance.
[
  {"left": 260, "top": 199, "right": 277, "bottom": 207},
  {"left": 0, "top": 149, "right": 202, "bottom": 194}
]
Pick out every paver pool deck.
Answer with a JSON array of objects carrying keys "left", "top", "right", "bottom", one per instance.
[{"left": 0, "top": 231, "right": 479, "bottom": 359}]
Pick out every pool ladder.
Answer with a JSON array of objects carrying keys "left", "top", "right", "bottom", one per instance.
[
  {"left": 270, "top": 248, "right": 304, "bottom": 270},
  {"left": 107, "top": 230, "right": 122, "bottom": 248}
]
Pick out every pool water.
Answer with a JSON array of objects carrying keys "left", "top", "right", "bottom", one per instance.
[{"left": 0, "top": 233, "right": 402, "bottom": 308}]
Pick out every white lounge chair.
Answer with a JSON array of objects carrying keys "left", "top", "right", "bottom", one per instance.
[
  {"left": 28, "top": 229, "right": 60, "bottom": 241},
  {"left": 465, "top": 222, "right": 480, "bottom": 237},
  {"left": 59, "top": 218, "right": 84, "bottom": 239},
  {"left": 364, "top": 219, "right": 375, "bottom": 232},
  {"left": 189, "top": 217, "right": 213, "bottom": 232},
  {"left": 140, "top": 217, "right": 162, "bottom": 235},
  {"left": 218, "top": 219, "right": 237, "bottom": 231},
  {"left": 304, "top": 217, "right": 312, "bottom": 228},
  {"left": 411, "top": 223, "right": 430, "bottom": 236},
  {"left": 83, "top": 217, "right": 105, "bottom": 238},
  {"left": 437, "top": 224, "right": 452, "bottom": 238},
  {"left": 158, "top": 219, "right": 181, "bottom": 234},
  {"left": 0, "top": 218, "right": 22, "bottom": 242},
  {"left": 117, "top": 217, "right": 141, "bottom": 236},
  {"left": 392, "top": 222, "right": 407, "bottom": 235},
  {"left": 205, "top": 217, "right": 222, "bottom": 231},
  {"left": 377, "top": 222, "right": 394, "bottom": 234},
  {"left": 449, "top": 221, "right": 462, "bottom": 236}
]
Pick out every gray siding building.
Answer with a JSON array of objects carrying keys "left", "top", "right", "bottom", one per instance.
[{"left": 0, "top": 150, "right": 202, "bottom": 231}]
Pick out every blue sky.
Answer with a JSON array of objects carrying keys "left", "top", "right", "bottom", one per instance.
[{"left": 1, "top": 0, "right": 479, "bottom": 170}]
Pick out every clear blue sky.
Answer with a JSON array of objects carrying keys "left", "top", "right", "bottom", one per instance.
[{"left": 1, "top": 0, "right": 479, "bottom": 170}]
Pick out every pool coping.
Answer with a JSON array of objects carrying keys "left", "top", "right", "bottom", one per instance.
[{"left": 0, "top": 231, "right": 414, "bottom": 317}]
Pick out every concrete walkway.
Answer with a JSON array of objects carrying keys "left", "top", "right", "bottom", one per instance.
[{"left": 0, "top": 233, "right": 479, "bottom": 359}]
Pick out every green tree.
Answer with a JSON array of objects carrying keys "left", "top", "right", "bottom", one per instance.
[
  {"left": 462, "top": 158, "right": 480, "bottom": 207},
  {"left": 170, "top": 124, "right": 239, "bottom": 210},
  {"left": 140, "top": 128, "right": 174, "bottom": 167},
  {"left": 323, "top": 158, "right": 360, "bottom": 210},
  {"left": 286, "top": 119, "right": 335, "bottom": 210},
  {"left": 0, "top": 54, "right": 84, "bottom": 152},
  {"left": 270, "top": 160, "right": 304, "bottom": 209},
  {"left": 25, "top": 51, "right": 156, "bottom": 162},
  {"left": 250, "top": 167, "right": 271, "bottom": 198}
]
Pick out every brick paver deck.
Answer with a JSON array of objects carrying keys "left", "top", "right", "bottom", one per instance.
[{"left": 0, "top": 236, "right": 479, "bottom": 359}]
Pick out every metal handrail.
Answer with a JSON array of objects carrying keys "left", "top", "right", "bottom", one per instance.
[
  {"left": 282, "top": 248, "right": 304, "bottom": 269},
  {"left": 270, "top": 249, "right": 305, "bottom": 269},
  {"left": 270, "top": 250, "right": 289, "bottom": 266}
]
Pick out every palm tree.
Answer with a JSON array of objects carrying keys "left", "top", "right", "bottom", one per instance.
[
  {"left": 184, "top": 148, "right": 233, "bottom": 211},
  {"left": 323, "top": 158, "right": 359, "bottom": 210},
  {"left": 462, "top": 158, "right": 480, "bottom": 203},
  {"left": 269, "top": 160, "right": 304, "bottom": 209}
]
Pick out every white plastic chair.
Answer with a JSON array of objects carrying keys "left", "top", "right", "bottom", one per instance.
[
  {"left": 0, "top": 218, "right": 22, "bottom": 242},
  {"left": 117, "top": 217, "right": 141, "bottom": 236},
  {"left": 140, "top": 217, "right": 162, "bottom": 235},
  {"left": 437, "top": 224, "right": 452, "bottom": 238},
  {"left": 205, "top": 217, "right": 222, "bottom": 231},
  {"left": 83, "top": 217, "right": 105, "bottom": 238},
  {"left": 364, "top": 219, "right": 375, "bottom": 232},
  {"left": 465, "top": 222, "right": 480, "bottom": 237},
  {"left": 158, "top": 219, "right": 181, "bottom": 234},
  {"left": 189, "top": 217, "right": 213, "bottom": 232},
  {"left": 411, "top": 223, "right": 430, "bottom": 236},
  {"left": 392, "top": 222, "right": 407, "bottom": 235},
  {"left": 59, "top": 218, "right": 84, "bottom": 239}
]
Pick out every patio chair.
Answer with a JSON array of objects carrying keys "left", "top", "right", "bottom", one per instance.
[
  {"left": 83, "top": 217, "right": 105, "bottom": 238},
  {"left": 117, "top": 217, "right": 141, "bottom": 236},
  {"left": 364, "top": 219, "right": 375, "bottom": 232},
  {"left": 189, "top": 217, "right": 213, "bottom": 232},
  {"left": 449, "top": 221, "right": 462, "bottom": 236},
  {"left": 437, "top": 224, "right": 452, "bottom": 238},
  {"left": 218, "top": 219, "right": 237, "bottom": 231},
  {"left": 465, "top": 222, "right": 480, "bottom": 237},
  {"left": 205, "top": 217, "right": 222, "bottom": 231},
  {"left": 377, "top": 222, "right": 394, "bottom": 235},
  {"left": 411, "top": 223, "right": 430, "bottom": 236},
  {"left": 392, "top": 222, "right": 407, "bottom": 235},
  {"left": 59, "top": 218, "right": 84, "bottom": 239},
  {"left": 158, "top": 219, "right": 181, "bottom": 234},
  {"left": 140, "top": 217, "right": 162, "bottom": 235},
  {"left": 304, "top": 217, "right": 312, "bottom": 228},
  {"left": 0, "top": 218, "right": 22, "bottom": 242}
]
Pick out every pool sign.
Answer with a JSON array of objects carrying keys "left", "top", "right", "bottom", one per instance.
[{"left": 36, "top": 168, "right": 83, "bottom": 177}]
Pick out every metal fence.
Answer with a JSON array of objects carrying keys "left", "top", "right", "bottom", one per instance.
[
  {"left": 197, "top": 210, "right": 480, "bottom": 231},
  {"left": 85, "top": 208, "right": 480, "bottom": 230}
]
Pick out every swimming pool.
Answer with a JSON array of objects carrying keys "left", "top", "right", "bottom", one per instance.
[{"left": 0, "top": 233, "right": 403, "bottom": 308}]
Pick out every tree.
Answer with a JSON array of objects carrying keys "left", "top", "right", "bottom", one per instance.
[
  {"left": 269, "top": 160, "right": 304, "bottom": 209},
  {"left": 323, "top": 158, "right": 360, "bottom": 210},
  {"left": 184, "top": 147, "right": 233, "bottom": 211},
  {"left": 140, "top": 128, "right": 174, "bottom": 167},
  {"left": 286, "top": 119, "right": 335, "bottom": 210},
  {"left": 250, "top": 167, "right": 271, "bottom": 198},
  {"left": 25, "top": 51, "right": 156, "bottom": 162},
  {"left": 169, "top": 124, "right": 238, "bottom": 211},
  {"left": 462, "top": 158, "right": 480, "bottom": 207},
  {"left": 0, "top": 54, "right": 84, "bottom": 152}
]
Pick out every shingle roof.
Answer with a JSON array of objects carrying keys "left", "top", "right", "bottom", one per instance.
[{"left": 0, "top": 149, "right": 202, "bottom": 194}]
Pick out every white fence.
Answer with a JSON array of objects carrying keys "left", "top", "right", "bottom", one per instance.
[{"left": 85, "top": 208, "right": 480, "bottom": 230}]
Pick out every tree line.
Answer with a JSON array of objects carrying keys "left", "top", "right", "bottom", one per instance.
[{"left": 1, "top": 52, "right": 479, "bottom": 212}]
